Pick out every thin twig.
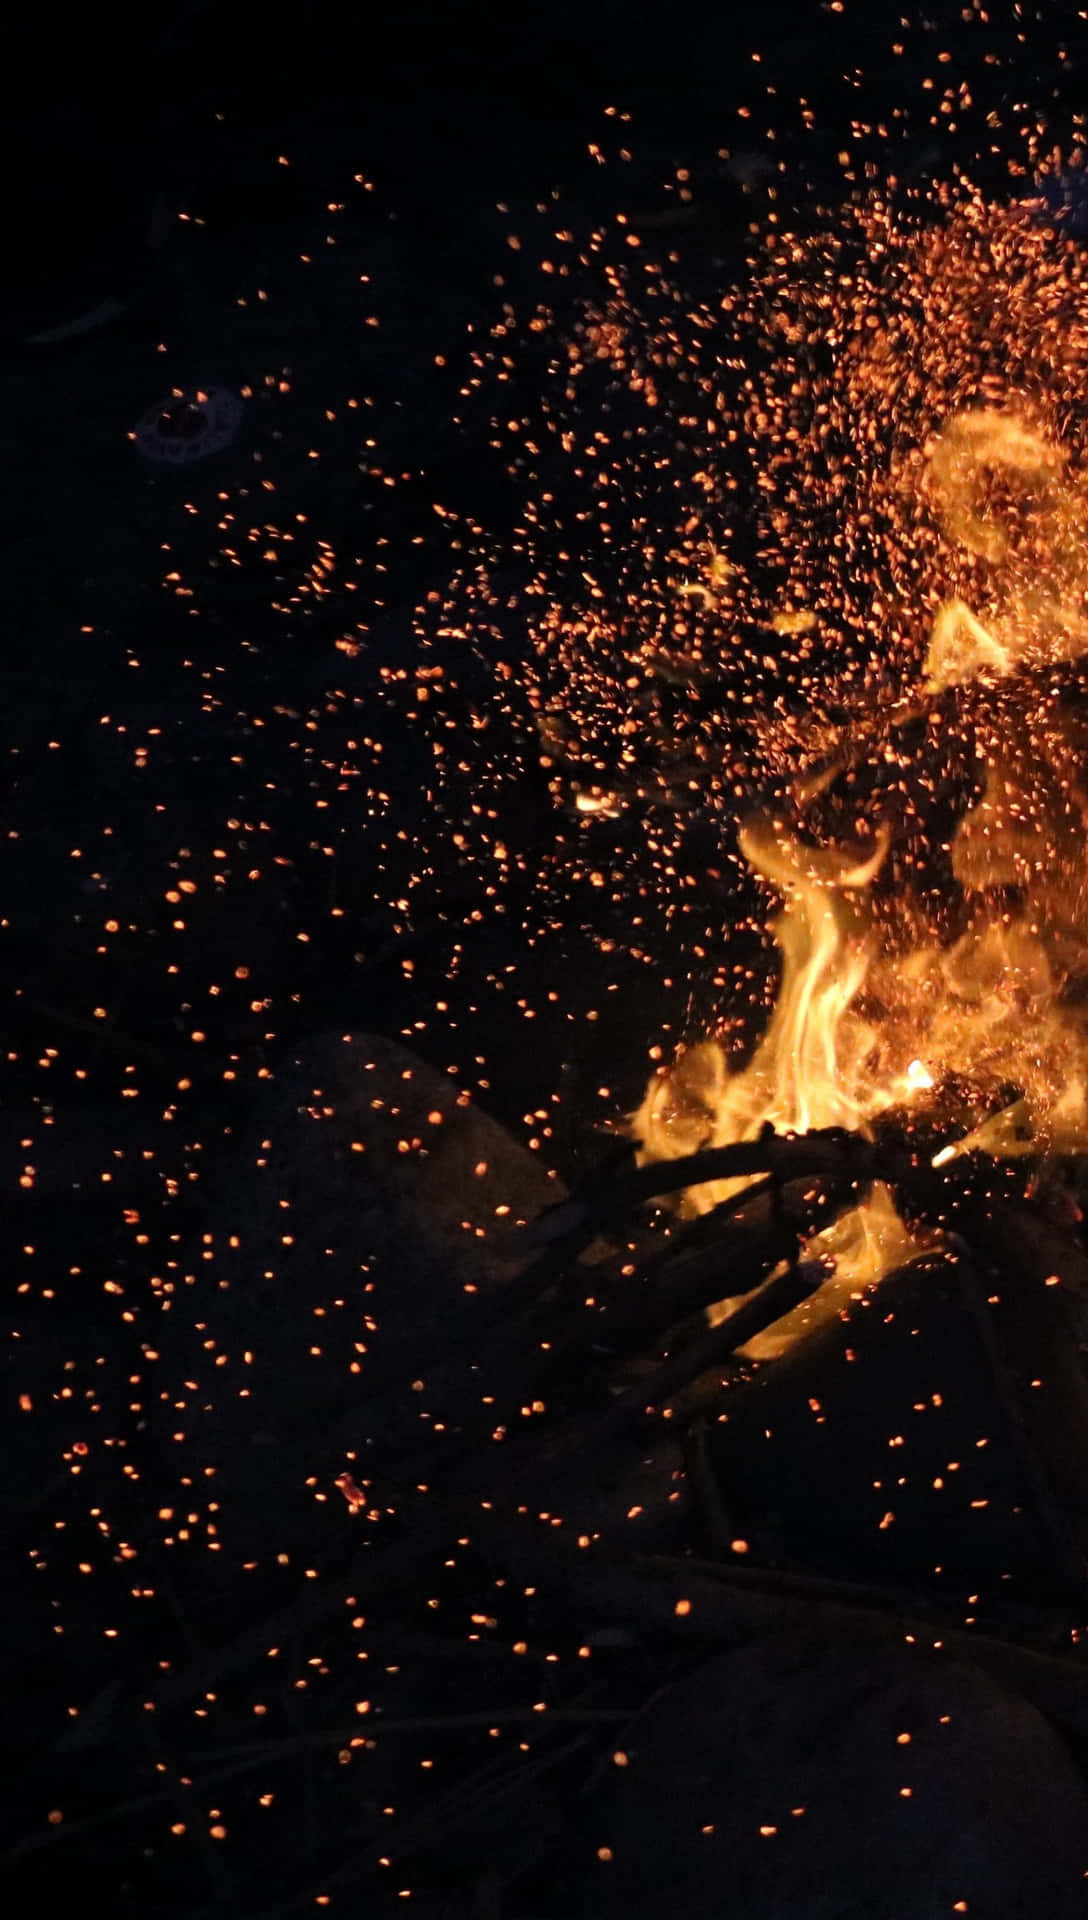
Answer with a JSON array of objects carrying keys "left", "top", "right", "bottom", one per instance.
[
  {"left": 619, "top": 1257, "right": 831, "bottom": 1420},
  {"left": 514, "top": 1127, "right": 888, "bottom": 1248},
  {"left": 186, "top": 1706, "right": 629, "bottom": 1765},
  {"left": 687, "top": 1418, "right": 738, "bottom": 1551}
]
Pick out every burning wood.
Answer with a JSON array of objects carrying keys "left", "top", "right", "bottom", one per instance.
[
  {"left": 625, "top": 414, "right": 1088, "bottom": 1372},
  {"left": 530, "top": 381, "right": 1088, "bottom": 1578}
]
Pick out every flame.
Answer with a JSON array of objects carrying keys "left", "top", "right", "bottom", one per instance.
[
  {"left": 924, "top": 409, "right": 1064, "bottom": 570},
  {"left": 633, "top": 825, "right": 888, "bottom": 1188},
  {"left": 633, "top": 813, "right": 929, "bottom": 1354},
  {"left": 635, "top": 399, "right": 1088, "bottom": 1356},
  {"left": 923, "top": 410, "right": 1088, "bottom": 689}
]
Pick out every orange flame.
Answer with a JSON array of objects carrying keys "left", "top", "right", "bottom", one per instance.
[{"left": 636, "top": 402, "right": 1088, "bottom": 1355}]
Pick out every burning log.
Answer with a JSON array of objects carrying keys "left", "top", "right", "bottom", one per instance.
[
  {"left": 523, "top": 1172, "right": 855, "bottom": 1381},
  {"left": 517, "top": 1126, "right": 895, "bottom": 1247},
  {"left": 601, "top": 1257, "right": 832, "bottom": 1421}
]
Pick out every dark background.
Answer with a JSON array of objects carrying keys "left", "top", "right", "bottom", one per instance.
[
  {"left": 8, "top": 0, "right": 1077, "bottom": 332},
  {"left": 5, "top": 4, "right": 1088, "bottom": 1916}
]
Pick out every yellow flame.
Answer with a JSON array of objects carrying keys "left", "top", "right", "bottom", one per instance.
[
  {"left": 632, "top": 814, "right": 928, "bottom": 1354},
  {"left": 637, "top": 405, "right": 1088, "bottom": 1359},
  {"left": 924, "top": 408, "right": 1088, "bottom": 690},
  {"left": 634, "top": 818, "right": 898, "bottom": 1192},
  {"left": 925, "top": 408, "right": 1063, "bottom": 568}
]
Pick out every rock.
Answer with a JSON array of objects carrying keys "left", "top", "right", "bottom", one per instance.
[
  {"left": 555, "top": 1631, "right": 1088, "bottom": 1919},
  {"left": 215, "top": 1028, "right": 564, "bottom": 1330}
]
